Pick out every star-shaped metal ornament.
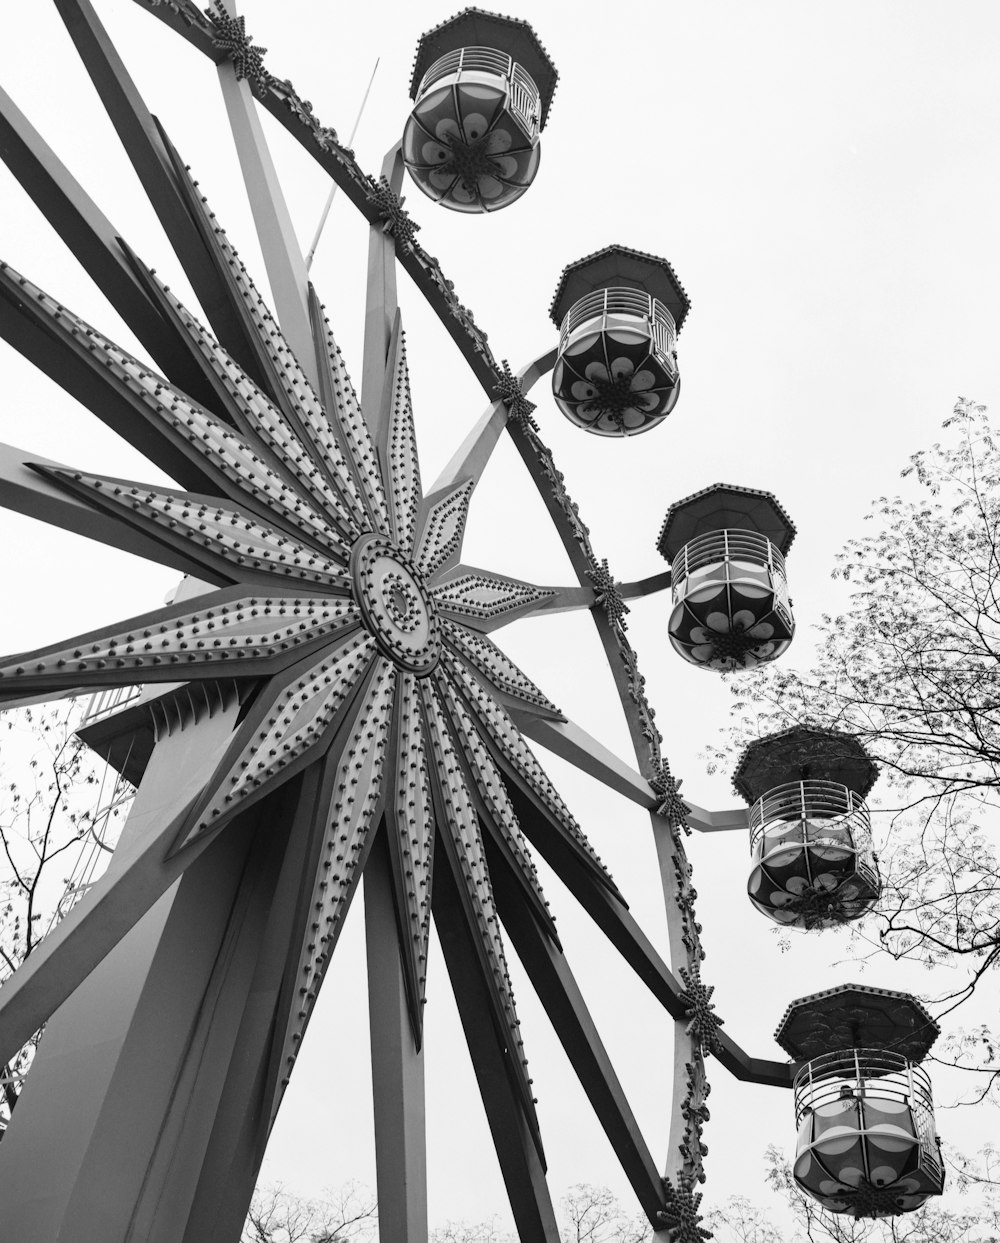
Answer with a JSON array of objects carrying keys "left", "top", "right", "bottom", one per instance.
[
  {"left": 209, "top": 0, "right": 271, "bottom": 90},
  {"left": 0, "top": 143, "right": 626, "bottom": 1147}
]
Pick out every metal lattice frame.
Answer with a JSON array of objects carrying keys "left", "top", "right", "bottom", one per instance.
[{"left": 0, "top": 3, "right": 792, "bottom": 1240}]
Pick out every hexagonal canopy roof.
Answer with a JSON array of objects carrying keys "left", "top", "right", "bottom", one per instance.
[
  {"left": 549, "top": 245, "right": 690, "bottom": 332},
  {"left": 732, "top": 726, "right": 879, "bottom": 804},
  {"left": 409, "top": 7, "right": 559, "bottom": 129},
  {"left": 775, "top": 984, "right": 939, "bottom": 1064},
  {"left": 656, "top": 483, "right": 796, "bottom": 562}
]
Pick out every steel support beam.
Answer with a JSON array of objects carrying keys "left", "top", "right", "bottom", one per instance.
[
  {"left": 0, "top": 692, "right": 244, "bottom": 1240},
  {"left": 508, "top": 713, "right": 656, "bottom": 809},
  {"left": 489, "top": 847, "right": 668, "bottom": 1226},
  {"left": 430, "top": 349, "right": 557, "bottom": 496},
  {"left": 509, "top": 712, "right": 749, "bottom": 834},
  {"left": 433, "top": 844, "right": 561, "bottom": 1243},
  {"left": 361, "top": 146, "right": 404, "bottom": 439},
  {"left": 365, "top": 829, "right": 429, "bottom": 1243},
  {"left": 169, "top": 765, "right": 329, "bottom": 1243},
  {"left": 0, "top": 690, "right": 240, "bottom": 1069}
]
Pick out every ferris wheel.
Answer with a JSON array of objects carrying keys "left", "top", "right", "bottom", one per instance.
[{"left": 0, "top": 3, "right": 946, "bottom": 1240}]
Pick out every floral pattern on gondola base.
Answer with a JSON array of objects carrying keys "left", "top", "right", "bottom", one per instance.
[
  {"left": 750, "top": 875, "right": 878, "bottom": 930},
  {"left": 669, "top": 593, "right": 793, "bottom": 672},
  {"left": 549, "top": 308, "right": 680, "bottom": 435}
]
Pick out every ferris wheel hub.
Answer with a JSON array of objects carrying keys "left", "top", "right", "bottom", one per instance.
[{"left": 351, "top": 534, "right": 441, "bottom": 675}]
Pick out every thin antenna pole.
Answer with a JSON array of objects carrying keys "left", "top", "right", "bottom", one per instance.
[{"left": 305, "top": 59, "right": 380, "bottom": 270}]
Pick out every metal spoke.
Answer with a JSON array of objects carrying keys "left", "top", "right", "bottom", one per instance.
[
  {"left": 0, "top": 440, "right": 210, "bottom": 577},
  {"left": 55, "top": 0, "right": 267, "bottom": 386},
  {"left": 0, "top": 82, "right": 221, "bottom": 414},
  {"left": 489, "top": 846, "right": 668, "bottom": 1226}
]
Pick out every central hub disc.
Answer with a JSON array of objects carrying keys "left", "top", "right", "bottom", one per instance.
[{"left": 351, "top": 535, "right": 440, "bottom": 675}]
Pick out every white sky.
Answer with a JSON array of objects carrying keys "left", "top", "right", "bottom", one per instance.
[{"left": 1, "top": 0, "right": 999, "bottom": 1233}]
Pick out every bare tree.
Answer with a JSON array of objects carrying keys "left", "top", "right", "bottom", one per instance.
[
  {"left": 0, "top": 701, "right": 103, "bottom": 1132},
  {"left": 559, "top": 1183, "right": 650, "bottom": 1243},
  {"left": 430, "top": 1218, "right": 513, "bottom": 1242},
  {"left": 241, "top": 1184, "right": 655, "bottom": 1243},
  {"left": 241, "top": 1181, "right": 377, "bottom": 1243}
]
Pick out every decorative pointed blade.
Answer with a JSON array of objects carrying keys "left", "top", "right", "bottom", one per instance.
[
  {"left": 0, "top": 589, "right": 360, "bottom": 702},
  {"left": 0, "top": 262, "right": 352, "bottom": 558},
  {"left": 382, "top": 321, "right": 422, "bottom": 554},
  {"left": 269, "top": 657, "right": 396, "bottom": 1119},
  {"left": 442, "top": 621, "right": 562, "bottom": 719},
  {"left": 443, "top": 650, "right": 620, "bottom": 898},
  {"left": 434, "top": 668, "right": 557, "bottom": 942},
  {"left": 420, "top": 678, "right": 540, "bottom": 1144},
  {"left": 414, "top": 480, "right": 474, "bottom": 580},
  {"left": 35, "top": 467, "right": 352, "bottom": 593},
  {"left": 174, "top": 630, "right": 379, "bottom": 850},
  {"left": 432, "top": 570, "right": 555, "bottom": 632},
  {"left": 384, "top": 670, "right": 436, "bottom": 1046},
  {"left": 124, "top": 255, "right": 364, "bottom": 545},
  {"left": 156, "top": 126, "right": 302, "bottom": 398},
  {"left": 310, "top": 288, "right": 390, "bottom": 537}
]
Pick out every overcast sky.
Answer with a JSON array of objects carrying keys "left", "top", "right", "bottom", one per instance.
[{"left": 2, "top": 0, "right": 999, "bottom": 1232}]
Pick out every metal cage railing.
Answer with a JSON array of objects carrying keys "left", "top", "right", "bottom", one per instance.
[
  {"left": 794, "top": 1048, "right": 942, "bottom": 1178},
  {"left": 670, "top": 529, "right": 791, "bottom": 620},
  {"left": 559, "top": 288, "right": 677, "bottom": 368},
  {"left": 417, "top": 47, "right": 541, "bottom": 141},
  {"left": 671, "top": 528, "right": 786, "bottom": 586},
  {"left": 749, "top": 780, "right": 874, "bottom": 858},
  {"left": 81, "top": 684, "right": 143, "bottom": 726}
]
